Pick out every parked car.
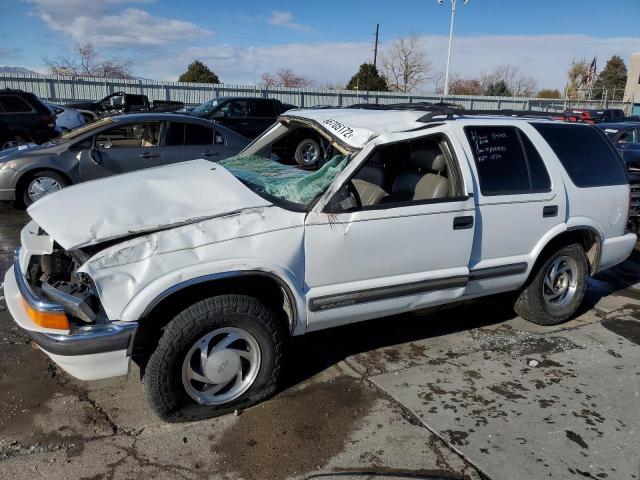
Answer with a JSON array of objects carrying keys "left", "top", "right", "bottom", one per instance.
[
  {"left": 188, "top": 97, "right": 296, "bottom": 138},
  {"left": 562, "top": 108, "right": 625, "bottom": 124},
  {"left": 0, "top": 89, "right": 58, "bottom": 150},
  {"left": 43, "top": 100, "right": 85, "bottom": 131},
  {"left": 67, "top": 92, "right": 184, "bottom": 122},
  {"left": 598, "top": 122, "right": 640, "bottom": 232},
  {"left": 0, "top": 113, "right": 247, "bottom": 206},
  {"left": 4, "top": 106, "right": 635, "bottom": 421}
]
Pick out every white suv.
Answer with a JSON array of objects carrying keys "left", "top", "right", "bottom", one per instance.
[{"left": 4, "top": 106, "right": 635, "bottom": 421}]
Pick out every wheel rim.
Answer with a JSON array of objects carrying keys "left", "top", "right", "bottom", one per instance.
[
  {"left": 181, "top": 327, "right": 261, "bottom": 405},
  {"left": 543, "top": 255, "right": 578, "bottom": 308},
  {"left": 299, "top": 141, "right": 319, "bottom": 166},
  {"left": 27, "top": 176, "right": 62, "bottom": 203}
]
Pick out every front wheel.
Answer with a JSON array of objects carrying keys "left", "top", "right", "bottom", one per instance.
[
  {"left": 143, "top": 295, "right": 286, "bottom": 422},
  {"left": 515, "top": 243, "right": 588, "bottom": 326},
  {"left": 20, "top": 170, "right": 69, "bottom": 207}
]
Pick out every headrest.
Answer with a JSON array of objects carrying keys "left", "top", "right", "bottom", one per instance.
[{"left": 410, "top": 146, "right": 446, "bottom": 172}]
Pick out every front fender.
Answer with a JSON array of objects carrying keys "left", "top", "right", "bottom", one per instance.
[{"left": 106, "top": 259, "right": 306, "bottom": 334}]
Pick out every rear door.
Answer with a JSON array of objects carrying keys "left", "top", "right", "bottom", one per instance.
[
  {"left": 79, "top": 121, "right": 162, "bottom": 180},
  {"left": 453, "top": 122, "right": 563, "bottom": 296}
]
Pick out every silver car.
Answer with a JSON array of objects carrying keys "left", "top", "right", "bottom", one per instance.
[{"left": 0, "top": 113, "right": 249, "bottom": 206}]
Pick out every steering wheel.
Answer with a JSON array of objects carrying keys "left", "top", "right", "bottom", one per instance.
[{"left": 346, "top": 181, "right": 362, "bottom": 209}]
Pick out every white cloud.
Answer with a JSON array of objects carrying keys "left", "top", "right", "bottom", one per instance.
[
  {"left": 266, "top": 11, "right": 311, "bottom": 32},
  {"left": 136, "top": 34, "right": 639, "bottom": 91},
  {"left": 28, "top": 0, "right": 211, "bottom": 48}
]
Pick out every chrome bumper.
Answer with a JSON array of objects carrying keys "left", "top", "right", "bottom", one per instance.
[{"left": 5, "top": 248, "right": 138, "bottom": 380}]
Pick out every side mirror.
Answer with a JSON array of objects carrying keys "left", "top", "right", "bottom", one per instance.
[
  {"left": 212, "top": 110, "right": 227, "bottom": 119},
  {"left": 325, "top": 183, "right": 358, "bottom": 213},
  {"left": 89, "top": 147, "right": 102, "bottom": 164}
]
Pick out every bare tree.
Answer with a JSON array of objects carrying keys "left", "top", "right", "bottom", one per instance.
[
  {"left": 381, "top": 34, "right": 432, "bottom": 93},
  {"left": 44, "top": 43, "right": 132, "bottom": 78},
  {"left": 448, "top": 76, "right": 484, "bottom": 95},
  {"left": 260, "top": 68, "right": 314, "bottom": 88},
  {"left": 431, "top": 71, "right": 445, "bottom": 94},
  {"left": 566, "top": 58, "right": 589, "bottom": 99},
  {"left": 481, "top": 64, "right": 538, "bottom": 97}
]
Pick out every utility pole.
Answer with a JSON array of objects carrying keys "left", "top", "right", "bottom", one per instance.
[
  {"left": 438, "top": 0, "right": 469, "bottom": 96},
  {"left": 373, "top": 23, "right": 380, "bottom": 68}
]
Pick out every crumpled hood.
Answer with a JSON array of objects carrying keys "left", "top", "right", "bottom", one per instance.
[{"left": 27, "top": 159, "right": 272, "bottom": 250}]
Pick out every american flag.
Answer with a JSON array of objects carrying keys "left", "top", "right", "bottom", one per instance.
[{"left": 585, "top": 57, "right": 597, "bottom": 86}]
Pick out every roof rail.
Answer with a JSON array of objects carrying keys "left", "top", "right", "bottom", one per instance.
[{"left": 346, "top": 102, "right": 576, "bottom": 123}]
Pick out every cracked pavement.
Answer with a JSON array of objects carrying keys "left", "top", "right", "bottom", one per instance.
[{"left": 1, "top": 203, "right": 639, "bottom": 480}]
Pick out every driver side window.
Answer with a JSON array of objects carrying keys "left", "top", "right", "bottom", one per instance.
[{"left": 328, "top": 135, "right": 463, "bottom": 212}]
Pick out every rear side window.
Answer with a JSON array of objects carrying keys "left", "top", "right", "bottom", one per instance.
[
  {"left": 184, "top": 123, "right": 214, "bottom": 145},
  {"left": 464, "top": 126, "right": 551, "bottom": 196},
  {"left": 165, "top": 121, "right": 185, "bottom": 146},
  {"left": 532, "top": 123, "right": 627, "bottom": 187},
  {"left": 0, "top": 95, "right": 33, "bottom": 113},
  {"left": 249, "top": 100, "right": 276, "bottom": 117}
]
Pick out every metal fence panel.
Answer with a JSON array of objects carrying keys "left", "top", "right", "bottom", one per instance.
[{"left": 0, "top": 72, "right": 632, "bottom": 113}]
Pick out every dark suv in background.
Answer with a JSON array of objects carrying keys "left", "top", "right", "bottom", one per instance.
[
  {"left": 187, "top": 97, "right": 296, "bottom": 139},
  {"left": 0, "top": 89, "right": 58, "bottom": 150}
]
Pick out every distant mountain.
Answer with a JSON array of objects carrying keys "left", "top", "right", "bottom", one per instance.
[{"left": 0, "top": 66, "right": 39, "bottom": 75}]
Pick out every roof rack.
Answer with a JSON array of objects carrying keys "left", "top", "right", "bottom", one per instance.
[{"left": 346, "top": 102, "right": 571, "bottom": 123}]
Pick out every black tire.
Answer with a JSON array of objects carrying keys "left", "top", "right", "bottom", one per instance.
[
  {"left": 515, "top": 243, "right": 588, "bottom": 326},
  {"left": 143, "top": 294, "right": 286, "bottom": 422},
  {"left": 19, "top": 170, "right": 69, "bottom": 208},
  {"left": 294, "top": 138, "right": 321, "bottom": 167}
]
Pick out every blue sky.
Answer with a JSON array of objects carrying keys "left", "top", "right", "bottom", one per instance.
[{"left": 1, "top": 0, "right": 638, "bottom": 90}]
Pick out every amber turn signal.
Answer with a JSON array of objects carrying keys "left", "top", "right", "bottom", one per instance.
[{"left": 20, "top": 297, "right": 70, "bottom": 331}]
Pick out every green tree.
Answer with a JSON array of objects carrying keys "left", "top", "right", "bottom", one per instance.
[
  {"left": 592, "top": 55, "right": 627, "bottom": 100},
  {"left": 178, "top": 60, "right": 220, "bottom": 84},
  {"left": 346, "top": 63, "right": 388, "bottom": 91},
  {"left": 485, "top": 80, "right": 511, "bottom": 96},
  {"left": 537, "top": 89, "right": 562, "bottom": 99}
]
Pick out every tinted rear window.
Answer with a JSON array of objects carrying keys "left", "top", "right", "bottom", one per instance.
[{"left": 532, "top": 123, "right": 627, "bottom": 187}]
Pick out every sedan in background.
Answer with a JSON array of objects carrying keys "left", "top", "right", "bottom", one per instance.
[{"left": 0, "top": 113, "right": 248, "bottom": 206}]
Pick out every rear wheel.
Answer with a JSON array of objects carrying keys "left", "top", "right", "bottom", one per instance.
[
  {"left": 20, "top": 170, "right": 69, "bottom": 207},
  {"left": 143, "top": 294, "right": 286, "bottom": 422},
  {"left": 515, "top": 243, "right": 588, "bottom": 325}
]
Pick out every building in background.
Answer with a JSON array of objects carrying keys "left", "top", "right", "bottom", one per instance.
[{"left": 624, "top": 53, "right": 640, "bottom": 115}]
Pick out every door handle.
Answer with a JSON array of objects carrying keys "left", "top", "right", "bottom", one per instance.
[
  {"left": 139, "top": 152, "right": 160, "bottom": 159},
  {"left": 201, "top": 151, "right": 221, "bottom": 157},
  {"left": 453, "top": 216, "right": 474, "bottom": 230},
  {"left": 543, "top": 205, "right": 558, "bottom": 217}
]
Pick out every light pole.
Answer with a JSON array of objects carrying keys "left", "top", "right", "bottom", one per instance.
[{"left": 438, "top": 0, "right": 469, "bottom": 96}]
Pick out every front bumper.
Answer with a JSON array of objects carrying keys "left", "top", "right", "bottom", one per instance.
[{"left": 4, "top": 251, "right": 138, "bottom": 380}]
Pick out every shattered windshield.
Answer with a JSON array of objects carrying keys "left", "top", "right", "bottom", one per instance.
[{"left": 220, "top": 154, "right": 349, "bottom": 209}]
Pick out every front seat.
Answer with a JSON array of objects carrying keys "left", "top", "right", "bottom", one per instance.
[
  {"left": 352, "top": 165, "right": 389, "bottom": 206},
  {"left": 141, "top": 125, "right": 158, "bottom": 147},
  {"left": 391, "top": 147, "right": 449, "bottom": 201}
]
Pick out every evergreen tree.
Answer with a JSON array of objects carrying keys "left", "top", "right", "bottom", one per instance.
[
  {"left": 346, "top": 63, "right": 388, "bottom": 91},
  {"left": 485, "top": 80, "right": 511, "bottom": 96},
  {"left": 178, "top": 60, "right": 220, "bottom": 84},
  {"left": 592, "top": 55, "right": 627, "bottom": 100}
]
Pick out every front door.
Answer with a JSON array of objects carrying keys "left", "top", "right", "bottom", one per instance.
[
  {"left": 80, "top": 121, "right": 162, "bottom": 180},
  {"left": 303, "top": 132, "right": 476, "bottom": 331}
]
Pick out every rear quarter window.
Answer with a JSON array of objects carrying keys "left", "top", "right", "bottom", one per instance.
[
  {"left": 532, "top": 123, "right": 627, "bottom": 188},
  {"left": 0, "top": 95, "right": 34, "bottom": 113}
]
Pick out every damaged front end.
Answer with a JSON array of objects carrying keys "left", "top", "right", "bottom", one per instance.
[{"left": 4, "top": 221, "right": 137, "bottom": 380}]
